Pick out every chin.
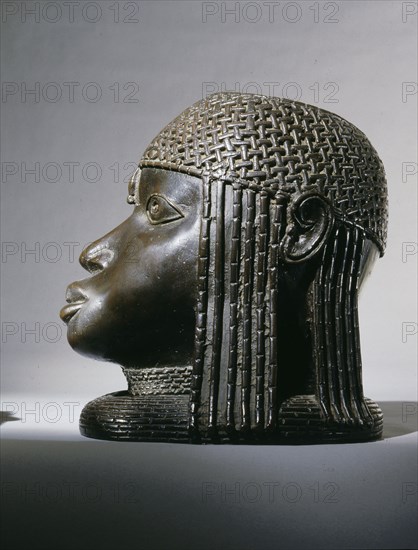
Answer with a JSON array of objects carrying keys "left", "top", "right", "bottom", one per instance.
[
  {"left": 66, "top": 320, "right": 103, "bottom": 360},
  {"left": 66, "top": 324, "right": 128, "bottom": 366}
]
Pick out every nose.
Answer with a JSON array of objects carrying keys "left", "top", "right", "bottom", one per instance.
[{"left": 79, "top": 238, "right": 115, "bottom": 273}]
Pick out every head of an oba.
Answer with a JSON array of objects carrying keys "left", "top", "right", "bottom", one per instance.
[{"left": 61, "top": 93, "right": 388, "bottom": 443}]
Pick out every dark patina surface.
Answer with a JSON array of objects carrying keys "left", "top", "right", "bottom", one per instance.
[{"left": 60, "top": 92, "right": 388, "bottom": 443}]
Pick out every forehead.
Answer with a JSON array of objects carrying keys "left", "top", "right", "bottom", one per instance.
[{"left": 128, "top": 167, "right": 202, "bottom": 206}]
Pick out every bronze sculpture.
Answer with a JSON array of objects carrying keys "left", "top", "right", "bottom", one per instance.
[{"left": 60, "top": 92, "right": 388, "bottom": 443}]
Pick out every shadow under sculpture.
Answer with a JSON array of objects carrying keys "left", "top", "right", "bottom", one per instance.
[{"left": 61, "top": 92, "right": 388, "bottom": 443}]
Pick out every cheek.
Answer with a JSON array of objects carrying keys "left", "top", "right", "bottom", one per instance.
[{"left": 118, "top": 227, "right": 199, "bottom": 310}]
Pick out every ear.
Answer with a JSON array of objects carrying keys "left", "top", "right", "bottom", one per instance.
[{"left": 279, "top": 192, "right": 334, "bottom": 263}]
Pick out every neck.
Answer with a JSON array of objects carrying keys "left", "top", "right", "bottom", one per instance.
[{"left": 122, "top": 365, "right": 192, "bottom": 396}]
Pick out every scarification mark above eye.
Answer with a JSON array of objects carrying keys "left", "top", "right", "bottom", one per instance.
[
  {"left": 146, "top": 194, "right": 184, "bottom": 225},
  {"left": 127, "top": 167, "right": 141, "bottom": 205}
]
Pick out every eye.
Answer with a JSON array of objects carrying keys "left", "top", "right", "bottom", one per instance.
[{"left": 146, "top": 194, "right": 184, "bottom": 225}]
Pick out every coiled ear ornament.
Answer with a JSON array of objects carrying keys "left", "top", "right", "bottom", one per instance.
[{"left": 279, "top": 192, "right": 335, "bottom": 264}]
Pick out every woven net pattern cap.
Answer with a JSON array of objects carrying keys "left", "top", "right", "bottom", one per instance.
[{"left": 139, "top": 92, "right": 388, "bottom": 254}]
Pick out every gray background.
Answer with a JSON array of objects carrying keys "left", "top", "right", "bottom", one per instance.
[
  {"left": 1, "top": 0, "right": 417, "bottom": 401},
  {"left": 1, "top": 1, "right": 417, "bottom": 549}
]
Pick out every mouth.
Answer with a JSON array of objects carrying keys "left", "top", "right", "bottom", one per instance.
[
  {"left": 60, "top": 301, "right": 85, "bottom": 324},
  {"left": 60, "top": 284, "right": 88, "bottom": 324}
]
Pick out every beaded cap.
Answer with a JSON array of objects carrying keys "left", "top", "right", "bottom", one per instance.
[{"left": 139, "top": 92, "right": 388, "bottom": 254}]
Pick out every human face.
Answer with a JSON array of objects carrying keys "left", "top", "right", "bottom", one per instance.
[{"left": 60, "top": 168, "right": 203, "bottom": 367}]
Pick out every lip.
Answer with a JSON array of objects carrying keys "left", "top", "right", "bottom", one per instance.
[{"left": 60, "top": 301, "right": 85, "bottom": 324}]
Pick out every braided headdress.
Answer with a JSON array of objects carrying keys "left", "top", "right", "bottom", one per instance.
[
  {"left": 139, "top": 92, "right": 387, "bottom": 253},
  {"left": 136, "top": 93, "right": 388, "bottom": 438}
]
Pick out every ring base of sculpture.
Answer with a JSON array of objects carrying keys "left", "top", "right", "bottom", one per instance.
[
  {"left": 79, "top": 391, "right": 190, "bottom": 442},
  {"left": 80, "top": 392, "right": 383, "bottom": 444},
  {"left": 277, "top": 395, "right": 383, "bottom": 443}
]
